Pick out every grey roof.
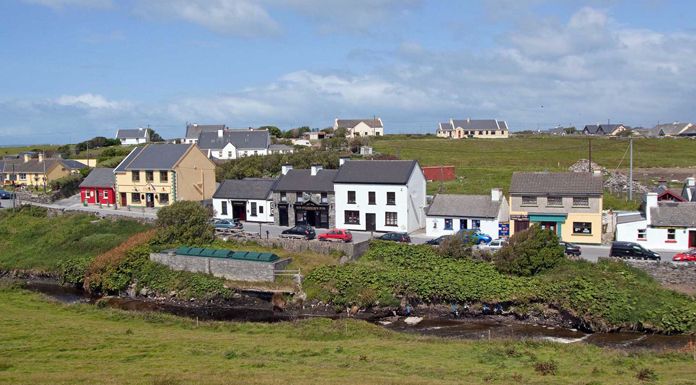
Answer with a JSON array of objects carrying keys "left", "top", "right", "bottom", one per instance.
[
  {"left": 79, "top": 168, "right": 115, "bottom": 188},
  {"left": 114, "top": 144, "right": 191, "bottom": 172},
  {"left": 651, "top": 122, "right": 692, "bottom": 136},
  {"left": 510, "top": 172, "right": 603, "bottom": 196},
  {"left": 116, "top": 128, "right": 148, "bottom": 139},
  {"left": 583, "top": 125, "right": 605, "bottom": 135},
  {"left": 197, "top": 130, "right": 270, "bottom": 150},
  {"left": 599, "top": 124, "right": 626, "bottom": 134},
  {"left": 333, "top": 160, "right": 418, "bottom": 185},
  {"left": 680, "top": 125, "right": 696, "bottom": 136},
  {"left": 185, "top": 124, "right": 227, "bottom": 139},
  {"left": 59, "top": 159, "right": 87, "bottom": 170},
  {"left": 650, "top": 202, "right": 696, "bottom": 227},
  {"left": 427, "top": 194, "right": 502, "bottom": 218},
  {"left": 1, "top": 158, "right": 66, "bottom": 173},
  {"left": 617, "top": 213, "right": 646, "bottom": 224},
  {"left": 682, "top": 185, "right": 696, "bottom": 202},
  {"left": 274, "top": 169, "right": 338, "bottom": 193},
  {"left": 269, "top": 144, "right": 294, "bottom": 151},
  {"left": 336, "top": 119, "right": 383, "bottom": 129},
  {"left": 451, "top": 119, "right": 506, "bottom": 131},
  {"left": 213, "top": 178, "right": 277, "bottom": 200},
  {"left": 438, "top": 122, "right": 453, "bottom": 131}
]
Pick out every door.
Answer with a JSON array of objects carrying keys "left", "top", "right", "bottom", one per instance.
[
  {"left": 120, "top": 192, "right": 127, "bottom": 207},
  {"left": 279, "top": 206, "right": 288, "bottom": 226},
  {"left": 689, "top": 231, "right": 696, "bottom": 248},
  {"left": 366, "top": 213, "right": 376, "bottom": 231},
  {"left": 146, "top": 193, "right": 154, "bottom": 208},
  {"left": 540, "top": 221, "right": 557, "bottom": 234},
  {"left": 232, "top": 202, "right": 246, "bottom": 221},
  {"left": 514, "top": 220, "right": 529, "bottom": 233}
]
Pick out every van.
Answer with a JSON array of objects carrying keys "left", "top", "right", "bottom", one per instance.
[{"left": 609, "top": 241, "right": 660, "bottom": 260}]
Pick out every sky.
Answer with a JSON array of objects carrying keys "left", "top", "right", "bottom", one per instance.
[{"left": 1, "top": 0, "right": 696, "bottom": 144}]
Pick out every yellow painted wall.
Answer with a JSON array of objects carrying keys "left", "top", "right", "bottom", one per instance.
[
  {"left": 115, "top": 170, "right": 173, "bottom": 208},
  {"left": 174, "top": 146, "right": 216, "bottom": 201},
  {"left": 561, "top": 213, "right": 602, "bottom": 244}
]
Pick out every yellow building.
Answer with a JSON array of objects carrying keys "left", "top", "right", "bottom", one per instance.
[
  {"left": 114, "top": 143, "right": 216, "bottom": 208},
  {"left": 508, "top": 172, "right": 603, "bottom": 244},
  {"left": 1, "top": 154, "right": 86, "bottom": 188}
]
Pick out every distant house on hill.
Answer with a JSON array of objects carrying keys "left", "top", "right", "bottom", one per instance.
[
  {"left": 647, "top": 122, "right": 695, "bottom": 137},
  {"left": 436, "top": 122, "right": 454, "bottom": 138},
  {"left": 184, "top": 123, "right": 227, "bottom": 144},
  {"left": 334, "top": 118, "right": 384, "bottom": 138},
  {"left": 197, "top": 129, "right": 271, "bottom": 160},
  {"left": 582, "top": 124, "right": 629, "bottom": 136},
  {"left": 116, "top": 128, "right": 150, "bottom": 145},
  {"left": 436, "top": 118, "right": 509, "bottom": 139}
]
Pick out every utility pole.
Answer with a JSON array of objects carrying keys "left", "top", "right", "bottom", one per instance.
[
  {"left": 588, "top": 138, "right": 592, "bottom": 173},
  {"left": 42, "top": 151, "right": 46, "bottom": 193},
  {"left": 628, "top": 137, "right": 633, "bottom": 201}
]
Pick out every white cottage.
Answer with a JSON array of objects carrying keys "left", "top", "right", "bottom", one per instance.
[
  {"left": 212, "top": 178, "right": 277, "bottom": 223},
  {"left": 116, "top": 128, "right": 150, "bottom": 145},
  {"left": 425, "top": 189, "right": 510, "bottom": 238},
  {"left": 333, "top": 159, "right": 426, "bottom": 233},
  {"left": 197, "top": 129, "right": 270, "bottom": 160},
  {"left": 334, "top": 118, "right": 384, "bottom": 138}
]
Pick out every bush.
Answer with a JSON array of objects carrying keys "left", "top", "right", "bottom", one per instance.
[
  {"left": 437, "top": 235, "right": 475, "bottom": 259},
  {"left": 49, "top": 174, "right": 82, "bottom": 198},
  {"left": 494, "top": 226, "right": 565, "bottom": 276},
  {"left": 155, "top": 201, "right": 214, "bottom": 245}
]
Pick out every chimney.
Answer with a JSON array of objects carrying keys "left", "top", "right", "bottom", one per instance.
[
  {"left": 281, "top": 164, "right": 293, "bottom": 175},
  {"left": 217, "top": 129, "right": 224, "bottom": 138},
  {"left": 491, "top": 188, "right": 502, "bottom": 202},
  {"left": 687, "top": 177, "right": 696, "bottom": 187},
  {"left": 23, "top": 153, "right": 30, "bottom": 163},
  {"left": 339, "top": 156, "right": 350, "bottom": 166},
  {"left": 311, "top": 164, "right": 323, "bottom": 176},
  {"left": 645, "top": 192, "right": 658, "bottom": 224},
  {"left": 38, "top": 153, "right": 44, "bottom": 162}
]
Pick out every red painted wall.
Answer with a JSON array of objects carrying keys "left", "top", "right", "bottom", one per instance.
[
  {"left": 80, "top": 187, "right": 116, "bottom": 205},
  {"left": 422, "top": 166, "right": 456, "bottom": 182}
]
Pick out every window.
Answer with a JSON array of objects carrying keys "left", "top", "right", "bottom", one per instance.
[
  {"left": 667, "top": 229, "right": 676, "bottom": 241},
  {"left": 145, "top": 171, "right": 154, "bottom": 182},
  {"left": 368, "top": 191, "right": 376, "bottom": 205},
  {"left": 385, "top": 212, "right": 398, "bottom": 226},
  {"left": 132, "top": 171, "right": 140, "bottom": 182},
  {"left": 259, "top": 205, "right": 264, "bottom": 214},
  {"left": 547, "top": 196, "right": 563, "bottom": 207},
  {"left": 572, "top": 197, "right": 589, "bottom": 207},
  {"left": 573, "top": 222, "right": 592, "bottom": 234},
  {"left": 251, "top": 202, "right": 257, "bottom": 216},
  {"left": 296, "top": 191, "right": 304, "bottom": 202},
  {"left": 321, "top": 192, "right": 328, "bottom": 204},
  {"left": 345, "top": 210, "right": 360, "bottom": 225},
  {"left": 280, "top": 192, "right": 287, "bottom": 202},
  {"left": 637, "top": 229, "right": 646, "bottom": 240},
  {"left": 347, "top": 190, "right": 356, "bottom": 204},
  {"left": 444, "top": 218, "right": 453, "bottom": 230},
  {"left": 18, "top": 173, "right": 26, "bottom": 180},
  {"left": 460, "top": 219, "right": 468, "bottom": 230},
  {"left": 159, "top": 193, "right": 169, "bottom": 205},
  {"left": 521, "top": 196, "right": 537, "bottom": 206},
  {"left": 103, "top": 190, "right": 109, "bottom": 200},
  {"left": 472, "top": 219, "right": 481, "bottom": 229},
  {"left": 253, "top": 150, "right": 258, "bottom": 156},
  {"left": 478, "top": 130, "right": 483, "bottom": 135},
  {"left": 219, "top": 151, "right": 224, "bottom": 158},
  {"left": 131, "top": 193, "right": 141, "bottom": 203},
  {"left": 221, "top": 201, "right": 228, "bottom": 215},
  {"left": 227, "top": 151, "right": 232, "bottom": 158},
  {"left": 386, "top": 192, "right": 396, "bottom": 205},
  {"left": 160, "top": 171, "right": 168, "bottom": 182}
]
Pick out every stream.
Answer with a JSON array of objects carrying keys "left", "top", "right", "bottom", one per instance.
[{"left": 21, "top": 280, "right": 695, "bottom": 351}]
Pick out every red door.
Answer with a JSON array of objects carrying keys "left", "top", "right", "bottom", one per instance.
[
  {"left": 120, "top": 193, "right": 127, "bottom": 207},
  {"left": 689, "top": 231, "right": 696, "bottom": 248}
]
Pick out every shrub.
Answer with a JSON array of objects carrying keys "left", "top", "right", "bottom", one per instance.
[
  {"left": 154, "top": 201, "right": 214, "bottom": 245},
  {"left": 49, "top": 174, "right": 82, "bottom": 198},
  {"left": 437, "top": 235, "right": 475, "bottom": 259},
  {"left": 494, "top": 226, "right": 565, "bottom": 276}
]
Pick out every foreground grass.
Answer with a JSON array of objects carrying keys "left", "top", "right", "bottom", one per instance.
[{"left": 0, "top": 288, "right": 694, "bottom": 385}]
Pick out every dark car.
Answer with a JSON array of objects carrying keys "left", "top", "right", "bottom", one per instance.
[
  {"left": 559, "top": 241, "right": 581, "bottom": 256},
  {"left": 426, "top": 235, "right": 448, "bottom": 246},
  {"left": 281, "top": 224, "right": 316, "bottom": 240},
  {"left": 378, "top": 232, "right": 411, "bottom": 243},
  {"left": 609, "top": 241, "right": 660, "bottom": 260},
  {"left": 0, "top": 189, "right": 14, "bottom": 199}
]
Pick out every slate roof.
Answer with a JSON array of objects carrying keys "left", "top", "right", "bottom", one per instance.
[
  {"left": 650, "top": 202, "right": 696, "bottom": 227},
  {"left": 509, "top": 172, "right": 603, "bottom": 196},
  {"left": 451, "top": 119, "right": 507, "bottom": 131},
  {"left": 268, "top": 144, "right": 294, "bottom": 151},
  {"left": 114, "top": 144, "right": 191, "bottom": 172},
  {"left": 438, "top": 122, "right": 453, "bottom": 131},
  {"left": 59, "top": 159, "right": 87, "bottom": 170},
  {"left": 80, "top": 168, "right": 115, "bottom": 188},
  {"left": 617, "top": 212, "right": 646, "bottom": 224},
  {"left": 213, "top": 178, "right": 277, "bottom": 200},
  {"left": 185, "top": 124, "right": 227, "bottom": 140},
  {"left": 1, "top": 158, "right": 68, "bottom": 173},
  {"left": 427, "top": 194, "right": 502, "bottom": 218},
  {"left": 274, "top": 169, "right": 338, "bottom": 193},
  {"left": 197, "top": 130, "right": 270, "bottom": 150},
  {"left": 651, "top": 122, "right": 692, "bottom": 137},
  {"left": 116, "top": 128, "right": 148, "bottom": 139},
  {"left": 583, "top": 125, "right": 604, "bottom": 135},
  {"left": 600, "top": 124, "right": 626, "bottom": 135},
  {"left": 333, "top": 160, "right": 418, "bottom": 185},
  {"left": 335, "top": 119, "right": 383, "bottom": 129}
]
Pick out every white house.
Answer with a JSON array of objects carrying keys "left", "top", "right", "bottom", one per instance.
[
  {"left": 184, "top": 123, "right": 227, "bottom": 144},
  {"left": 333, "top": 159, "right": 426, "bottom": 233},
  {"left": 212, "top": 178, "right": 276, "bottom": 223},
  {"left": 616, "top": 192, "right": 696, "bottom": 251},
  {"left": 116, "top": 128, "right": 150, "bottom": 145},
  {"left": 197, "top": 129, "right": 270, "bottom": 160},
  {"left": 425, "top": 189, "right": 510, "bottom": 238},
  {"left": 445, "top": 118, "right": 509, "bottom": 139},
  {"left": 334, "top": 118, "right": 384, "bottom": 138}
]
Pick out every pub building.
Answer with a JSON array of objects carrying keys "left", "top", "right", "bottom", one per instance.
[{"left": 271, "top": 164, "right": 336, "bottom": 229}]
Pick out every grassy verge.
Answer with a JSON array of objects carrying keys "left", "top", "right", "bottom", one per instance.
[{"left": 0, "top": 288, "right": 694, "bottom": 385}]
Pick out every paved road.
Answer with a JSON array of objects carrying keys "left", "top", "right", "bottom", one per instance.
[
  {"left": 0, "top": 199, "right": 15, "bottom": 210},
  {"left": 239, "top": 222, "right": 432, "bottom": 244},
  {"left": 575, "top": 245, "right": 678, "bottom": 263}
]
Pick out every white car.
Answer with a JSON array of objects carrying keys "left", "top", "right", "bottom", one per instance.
[{"left": 478, "top": 239, "right": 507, "bottom": 252}]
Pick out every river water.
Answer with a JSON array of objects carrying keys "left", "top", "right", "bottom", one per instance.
[{"left": 21, "top": 280, "right": 694, "bottom": 351}]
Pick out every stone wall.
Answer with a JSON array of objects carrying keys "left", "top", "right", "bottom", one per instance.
[
  {"left": 150, "top": 252, "right": 292, "bottom": 282},
  {"left": 623, "top": 260, "right": 696, "bottom": 294},
  {"left": 220, "top": 234, "right": 371, "bottom": 259}
]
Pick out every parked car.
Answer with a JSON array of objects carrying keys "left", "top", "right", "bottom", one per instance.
[
  {"left": 609, "top": 241, "right": 660, "bottom": 260},
  {"left": 378, "top": 232, "right": 411, "bottom": 243},
  {"left": 0, "top": 189, "right": 14, "bottom": 199},
  {"left": 559, "top": 241, "right": 581, "bottom": 256},
  {"left": 426, "top": 235, "right": 449, "bottom": 246},
  {"left": 478, "top": 239, "right": 508, "bottom": 251},
  {"left": 213, "top": 219, "right": 243, "bottom": 230},
  {"left": 673, "top": 248, "right": 696, "bottom": 262},
  {"left": 455, "top": 229, "right": 492, "bottom": 245},
  {"left": 318, "top": 229, "right": 353, "bottom": 243},
  {"left": 281, "top": 224, "right": 316, "bottom": 240}
]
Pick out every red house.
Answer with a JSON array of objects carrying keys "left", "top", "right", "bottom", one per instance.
[
  {"left": 79, "top": 168, "right": 116, "bottom": 206},
  {"left": 421, "top": 165, "right": 456, "bottom": 182}
]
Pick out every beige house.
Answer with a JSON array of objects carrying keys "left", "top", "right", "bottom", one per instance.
[
  {"left": 437, "top": 118, "right": 509, "bottom": 139},
  {"left": 114, "top": 144, "right": 215, "bottom": 208},
  {"left": 1, "top": 153, "right": 86, "bottom": 188},
  {"left": 334, "top": 118, "right": 384, "bottom": 138}
]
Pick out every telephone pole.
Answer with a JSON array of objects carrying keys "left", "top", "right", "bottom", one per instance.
[
  {"left": 628, "top": 138, "right": 634, "bottom": 201},
  {"left": 588, "top": 138, "right": 592, "bottom": 173}
]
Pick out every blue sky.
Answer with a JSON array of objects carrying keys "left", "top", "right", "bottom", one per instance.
[{"left": 1, "top": 0, "right": 696, "bottom": 144}]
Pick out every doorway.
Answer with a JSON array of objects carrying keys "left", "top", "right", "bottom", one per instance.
[
  {"left": 366, "top": 213, "right": 376, "bottom": 231},
  {"left": 145, "top": 193, "right": 154, "bottom": 208},
  {"left": 540, "top": 221, "right": 557, "bottom": 234},
  {"left": 689, "top": 230, "right": 696, "bottom": 248},
  {"left": 514, "top": 220, "right": 529, "bottom": 233},
  {"left": 278, "top": 205, "right": 288, "bottom": 226},
  {"left": 120, "top": 192, "right": 127, "bottom": 207},
  {"left": 232, "top": 202, "right": 246, "bottom": 220}
]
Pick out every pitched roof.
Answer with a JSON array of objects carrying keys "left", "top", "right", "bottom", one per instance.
[
  {"left": 650, "top": 202, "right": 696, "bottom": 227},
  {"left": 79, "top": 168, "right": 115, "bottom": 188},
  {"left": 197, "top": 130, "right": 270, "bottom": 150},
  {"left": 510, "top": 172, "right": 603, "bottom": 196},
  {"left": 116, "top": 128, "right": 148, "bottom": 139},
  {"left": 1, "top": 158, "right": 64, "bottom": 173},
  {"left": 268, "top": 144, "right": 294, "bottom": 151},
  {"left": 617, "top": 212, "right": 646, "bottom": 224},
  {"left": 438, "top": 122, "right": 453, "bottom": 131},
  {"left": 59, "top": 159, "right": 87, "bottom": 170},
  {"left": 652, "top": 122, "right": 692, "bottom": 136},
  {"left": 333, "top": 160, "right": 418, "bottom": 185},
  {"left": 114, "top": 144, "right": 191, "bottom": 172},
  {"left": 600, "top": 124, "right": 627, "bottom": 135},
  {"left": 583, "top": 125, "right": 604, "bottom": 135},
  {"left": 336, "top": 119, "right": 383, "bottom": 129},
  {"left": 427, "top": 194, "right": 502, "bottom": 218},
  {"left": 274, "top": 169, "right": 338, "bottom": 192},
  {"left": 213, "top": 178, "right": 277, "bottom": 200},
  {"left": 451, "top": 119, "right": 506, "bottom": 131},
  {"left": 185, "top": 124, "right": 227, "bottom": 139}
]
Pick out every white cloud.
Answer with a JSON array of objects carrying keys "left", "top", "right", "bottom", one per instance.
[
  {"left": 22, "top": 0, "right": 113, "bottom": 10},
  {"left": 53, "top": 93, "right": 130, "bottom": 110}
]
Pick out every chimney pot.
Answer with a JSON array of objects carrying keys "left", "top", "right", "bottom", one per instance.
[
  {"left": 38, "top": 153, "right": 44, "bottom": 162},
  {"left": 23, "top": 153, "right": 30, "bottom": 163},
  {"left": 687, "top": 177, "right": 696, "bottom": 187},
  {"left": 217, "top": 129, "right": 224, "bottom": 138},
  {"left": 491, "top": 188, "right": 502, "bottom": 202},
  {"left": 311, "top": 164, "right": 323, "bottom": 176},
  {"left": 645, "top": 192, "right": 658, "bottom": 224},
  {"left": 281, "top": 164, "right": 293, "bottom": 175},
  {"left": 339, "top": 157, "right": 350, "bottom": 166}
]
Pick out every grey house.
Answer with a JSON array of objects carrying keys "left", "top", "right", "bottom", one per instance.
[{"left": 271, "top": 164, "right": 337, "bottom": 229}]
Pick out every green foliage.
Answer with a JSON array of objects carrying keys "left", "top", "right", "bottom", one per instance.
[
  {"left": 494, "top": 226, "right": 565, "bottom": 276},
  {"left": 437, "top": 234, "right": 476, "bottom": 259},
  {"left": 259, "top": 125, "right": 282, "bottom": 137},
  {"left": 49, "top": 173, "right": 82, "bottom": 196},
  {"left": 58, "top": 255, "right": 92, "bottom": 286},
  {"left": 147, "top": 128, "right": 164, "bottom": 142},
  {"left": 216, "top": 148, "right": 341, "bottom": 180},
  {"left": 98, "top": 155, "right": 127, "bottom": 168},
  {"left": 75, "top": 136, "right": 121, "bottom": 153},
  {"left": 155, "top": 201, "right": 214, "bottom": 245}
]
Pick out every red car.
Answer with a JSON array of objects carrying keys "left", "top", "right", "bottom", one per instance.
[
  {"left": 673, "top": 249, "right": 696, "bottom": 262},
  {"left": 318, "top": 229, "right": 353, "bottom": 243}
]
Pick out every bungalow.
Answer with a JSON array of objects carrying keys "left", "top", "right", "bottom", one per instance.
[
  {"left": 114, "top": 144, "right": 215, "bottom": 208},
  {"left": 268, "top": 144, "right": 295, "bottom": 155},
  {"left": 272, "top": 164, "right": 337, "bottom": 229},
  {"left": 213, "top": 178, "right": 276, "bottom": 223},
  {"left": 436, "top": 122, "right": 454, "bottom": 138},
  {"left": 197, "top": 129, "right": 271, "bottom": 160},
  {"left": 426, "top": 189, "right": 509, "bottom": 238},
  {"left": 583, "top": 124, "right": 629, "bottom": 136},
  {"left": 79, "top": 168, "right": 116, "bottom": 206},
  {"left": 183, "top": 123, "right": 227, "bottom": 144},
  {"left": 116, "top": 128, "right": 150, "bottom": 145},
  {"left": 1, "top": 153, "right": 86, "bottom": 187},
  {"left": 334, "top": 118, "right": 384, "bottom": 138},
  {"left": 447, "top": 118, "right": 509, "bottom": 139}
]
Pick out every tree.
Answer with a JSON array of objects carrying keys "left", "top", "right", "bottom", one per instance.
[
  {"left": 494, "top": 226, "right": 565, "bottom": 276},
  {"left": 333, "top": 127, "right": 347, "bottom": 138},
  {"left": 147, "top": 128, "right": 164, "bottom": 142},
  {"left": 155, "top": 201, "right": 214, "bottom": 245},
  {"left": 260, "top": 126, "right": 282, "bottom": 137}
]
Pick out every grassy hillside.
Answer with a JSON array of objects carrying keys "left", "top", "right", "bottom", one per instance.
[{"left": 1, "top": 288, "right": 694, "bottom": 385}]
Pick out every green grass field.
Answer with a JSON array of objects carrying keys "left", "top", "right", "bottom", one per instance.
[{"left": 0, "top": 288, "right": 694, "bottom": 385}]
